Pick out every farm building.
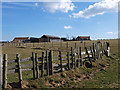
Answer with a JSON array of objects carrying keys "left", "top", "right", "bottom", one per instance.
[
  {"left": 40, "top": 35, "right": 62, "bottom": 42},
  {"left": 61, "top": 38, "right": 69, "bottom": 41},
  {"left": 13, "top": 37, "right": 30, "bottom": 43},
  {"left": 13, "top": 37, "right": 40, "bottom": 43},
  {"left": 76, "top": 36, "right": 90, "bottom": 41},
  {"left": 24, "top": 37, "right": 40, "bottom": 43}
]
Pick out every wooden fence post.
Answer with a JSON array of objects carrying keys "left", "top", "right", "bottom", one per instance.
[
  {"left": 46, "top": 50, "right": 49, "bottom": 76},
  {"left": 41, "top": 52, "right": 44, "bottom": 77},
  {"left": 105, "top": 42, "right": 107, "bottom": 50},
  {"left": 101, "top": 42, "right": 104, "bottom": 56},
  {"left": 49, "top": 50, "right": 53, "bottom": 75},
  {"left": 77, "top": 47, "right": 80, "bottom": 68},
  {"left": 93, "top": 43, "right": 96, "bottom": 60},
  {"left": 35, "top": 53, "right": 39, "bottom": 79},
  {"left": 67, "top": 52, "right": 70, "bottom": 70},
  {"left": 32, "top": 52, "right": 35, "bottom": 79},
  {"left": 96, "top": 43, "right": 100, "bottom": 59},
  {"left": 90, "top": 46, "right": 93, "bottom": 58},
  {"left": 59, "top": 51, "right": 63, "bottom": 72},
  {"left": 79, "top": 47, "right": 83, "bottom": 66},
  {"left": 98, "top": 43, "right": 101, "bottom": 59},
  {"left": 2, "top": 54, "right": 8, "bottom": 89},
  {"left": 74, "top": 49, "right": 76, "bottom": 69},
  {"left": 71, "top": 47, "right": 73, "bottom": 69},
  {"left": 106, "top": 42, "right": 110, "bottom": 56},
  {"left": 96, "top": 43, "right": 98, "bottom": 59},
  {"left": 75, "top": 42, "right": 76, "bottom": 48},
  {"left": 0, "top": 54, "right": 2, "bottom": 89},
  {"left": 51, "top": 50, "right": 53, "bottom": 75},
  {"left": 16, "top": 54, "right": 22, "bottom": 88},
  {"left": 99, "top": 43, "right": 102, "bottom": 59}
]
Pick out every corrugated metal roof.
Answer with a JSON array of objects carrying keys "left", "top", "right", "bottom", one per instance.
[
  {"left": 77, "top": 36, "right": 90, "bottom": 38},
  {"left": 41, "top": 35, "right": 60, "bottom": 39}
]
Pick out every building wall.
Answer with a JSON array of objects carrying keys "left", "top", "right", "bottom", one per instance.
[
  {"left": 41, "top": 38, "right": 62, "bottom": 42},
  {"left": 50, "top": 39, "right": 63, "bottom": 42},
  {"left": 41, "top": 38, "right": 49, "bottom": 42}
]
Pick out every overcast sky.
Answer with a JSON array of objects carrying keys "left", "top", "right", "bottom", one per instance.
[{"left": 2, "top": 0, "right": 118, "bottom": 41}]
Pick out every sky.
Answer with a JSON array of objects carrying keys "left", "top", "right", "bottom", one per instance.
[{"left": 2, "top": 0, "right": 119, "bottom": 41}]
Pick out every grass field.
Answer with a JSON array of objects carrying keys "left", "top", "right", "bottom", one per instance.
[{"left": 1, "top": 39, "right": 119, "bottom": 88}]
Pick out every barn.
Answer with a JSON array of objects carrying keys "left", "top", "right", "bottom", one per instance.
[
  {"left": 24, "top": 37, "right": 40, "bottom": 43},
  {"left": 76, "top": 36, "right": 90, "bottom": 41},
  {"left": 40, "top": 35, "right": 62, "bottom": 42},
  {"left": 13, "top": 37, "right": 30, "bottom": 43},
  {"left": 13, "top": 37, "right": 40, "bottom": 43}
]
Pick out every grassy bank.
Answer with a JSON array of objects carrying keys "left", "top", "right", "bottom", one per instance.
[{"left": 1, "top": 39, "right": 119, "bottom": 88}]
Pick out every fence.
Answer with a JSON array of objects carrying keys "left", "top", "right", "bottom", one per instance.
[{"left": 0, "top": 41, "right": 110, "bottom": 89}]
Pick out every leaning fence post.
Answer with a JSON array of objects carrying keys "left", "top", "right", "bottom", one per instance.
[
  {"left": 71, "top": 47, "right": 73, "bottom": 69},
  {"left": 67, "top": 52, "right": 70, "bottom": 70},
  {"left": 16, "top": 54, "right": 22, "bottom": 88},
  {"left": 32, "top": 52, "right": 35, "bottom": 79},
  {"left": 46, "top": 50, "right": 49, "bottom": 76},
  {"left": 41, "top": 52, "right": 44, "bottom": 77},
  {"left": 90, "top": 46, "right": 93, "bottom": 58},
  {"left": 2, "top": 54, "right": 8, "bottom": 89},
  {"left": 59, "top": 51, "right": 63, "bottom": 72},
  {"left": 35, "top": 53, "right": 39, "bottom": 79}
]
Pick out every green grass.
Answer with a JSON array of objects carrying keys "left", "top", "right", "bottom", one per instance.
[{"left": 1, "top": 39, "right": 119, "bottom": 88}]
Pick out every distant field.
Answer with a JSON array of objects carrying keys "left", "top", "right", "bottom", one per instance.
[
  {"left": 1, "top": 39, "right": 119, "bottom": 88},
  {"left": 2, "top": 39, "right": 118, "bottom": 60}
]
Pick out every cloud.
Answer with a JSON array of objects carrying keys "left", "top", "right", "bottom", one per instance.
[
  {"left": 72, "top": 0, "right": 119, "bottom": 19},
  {"left": 64, "top": 26, "right": 72, "bottom": 29},
  {"left": 34, "top": 3, "right": 38, "bottom": 7},
  {"left": 5, "top": 2, "right": 38, "bottom": 7},
  {"left": 42, "top": 0, "right": 75, "bottom": 13},
  {"left": 107, "top": 32, "right": 113, "bottom": 34}
]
